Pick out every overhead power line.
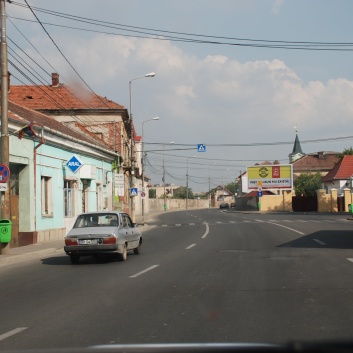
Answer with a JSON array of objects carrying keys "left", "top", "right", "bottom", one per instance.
[{"left": 8, "top": 1, "right": 353, "bottom": 51}]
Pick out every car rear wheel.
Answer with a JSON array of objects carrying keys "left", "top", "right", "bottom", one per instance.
[
  {"left": 120, "top": 244, "right": 127, "bottom": 261},
  {"left": 70, "top": 254, "right": 80, "bottom": 264},
  {"left": 134, "top": 241, "right": 141, "bottom": 255}
]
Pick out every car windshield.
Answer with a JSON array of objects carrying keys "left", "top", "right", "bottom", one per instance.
[{"left": 73, "top": 213, "right": 118, "bottom": 228}]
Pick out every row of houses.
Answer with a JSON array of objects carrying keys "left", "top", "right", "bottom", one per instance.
[
  {"left": 2, "top": 73, "right": 146, "bottom": 247},
  {"left": 231, "top": 134, "right": 353, "bottom": 212}
]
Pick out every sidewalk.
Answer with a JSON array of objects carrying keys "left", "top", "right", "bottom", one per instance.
[{"left": 0, "top": 239, "right": 65, "bottom": 265}]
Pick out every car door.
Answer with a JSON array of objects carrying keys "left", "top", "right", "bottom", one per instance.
[
  {"left": 125, "top": 215, "right": 139, "bottom": 248},
  {"left": 120, "top": 214, "right": 134, "bottom": 250},
  {"left": 117, "top": 214, "right": 129, "bottom": 245}
]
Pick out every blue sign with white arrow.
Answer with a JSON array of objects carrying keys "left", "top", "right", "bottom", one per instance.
[{"left": 66, "top": 155, "right": 84, "bottom": 173}]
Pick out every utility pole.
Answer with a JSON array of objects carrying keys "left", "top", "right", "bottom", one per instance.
[
  {"left": 128, "top": 72, "right": 155, "bottom": 223},
  {"left": 0, "top": 0, "right": 9, "bottom": 254}
]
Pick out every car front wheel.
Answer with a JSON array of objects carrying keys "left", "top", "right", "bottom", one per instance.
[{"left": 134, "top": 241, "right": 141, "bottom": 255}]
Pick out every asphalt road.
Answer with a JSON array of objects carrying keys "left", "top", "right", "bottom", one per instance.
[{"left": 1, "top": 210, "right": 353, "bottom": 350}]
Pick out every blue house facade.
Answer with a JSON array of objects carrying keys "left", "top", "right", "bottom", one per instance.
[{"left": 6, "top": 101, "right": 119, "bottom": 247}]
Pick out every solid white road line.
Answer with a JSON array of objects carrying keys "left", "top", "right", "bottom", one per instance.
[
  {"left": 314, "top": 239, "right": 326, "bottom": 246},
  {"left": 129, "top": 265, "right": 159, "bottom": 278},
  {"left": 347, "top": 258, "right": 353, "bottom": 263},
  {"left": 0, "top": 328, "right": 28, "bottom": 342},
  {"left": 201, "top": 222, "right": 210, "bottom": 239},
  {"left": 186, "top": 244, "right": 196, "bottom": 250},
  {"left": 267, "top": 222, "right": 305, "bottom": 235}
]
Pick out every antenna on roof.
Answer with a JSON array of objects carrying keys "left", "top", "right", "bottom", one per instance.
[{"left": 294, "top": 123, "right": 298, "bottom": 134}]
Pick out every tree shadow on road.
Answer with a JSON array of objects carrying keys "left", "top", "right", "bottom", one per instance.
[{"left": 277, "top": 230, "right": 353, "bottom": 249}]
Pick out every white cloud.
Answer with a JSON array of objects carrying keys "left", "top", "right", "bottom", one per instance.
[
  {"left": 21, "top": 33, "right": 353, "bottom": 186},
  {"left": 271, "top": 0, "right": 284, "bottom": 14}
]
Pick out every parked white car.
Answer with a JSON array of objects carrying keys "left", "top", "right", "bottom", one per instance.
[{"left": 64, "top": 211, "right": 142, "bottom": 264}]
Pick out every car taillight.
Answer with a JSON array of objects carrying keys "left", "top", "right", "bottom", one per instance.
[
  {"left": 103, "top": 236, "right": 116, "bottom": 244},
  {"left": 65, "top": 238, "right": 78, "bottom": 246}
]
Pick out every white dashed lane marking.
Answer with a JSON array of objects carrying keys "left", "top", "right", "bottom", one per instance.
[
  {"left": 0, "top": 328, "right": 28, "bottom": 342},
  {"left": 313, "top": 239, "right": 326, "bottom": 246},
  {"left": 129, "top": 265, "right": 159, "bottom": 278},
  {"left": 186, "top": 244, "right": 196, "bottom": 250}
]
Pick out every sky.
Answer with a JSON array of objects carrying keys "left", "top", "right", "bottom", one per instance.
[{"left": 5, "top": 0, "right": 353, "bottom": 192}]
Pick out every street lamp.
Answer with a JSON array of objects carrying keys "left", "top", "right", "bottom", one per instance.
[
  {"left": 208, "top": 163, "right": 216, "bottom": 208},
  {"left": 163, "top": 142, "right": 174, "bottom": 211},
  {"left": 141, "top": 117, "right": 159, "bottom": 223},
  {"left": 129, "top": 72, "right": 155, "bottom": 222},
  {"left": 186, "top": 156, "right": 196, "bottom": 209},
  {"left": 222, "top": 168, "right": 230, "bottom": 202}
]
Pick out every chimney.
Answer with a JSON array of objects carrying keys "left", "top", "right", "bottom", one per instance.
[{"left": 52, "top": 73, "right": 59, "bottom": 87}]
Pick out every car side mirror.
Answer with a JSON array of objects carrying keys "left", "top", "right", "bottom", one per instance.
[{"left": 132, "top": 223, "right": 138, "bottom": 228}]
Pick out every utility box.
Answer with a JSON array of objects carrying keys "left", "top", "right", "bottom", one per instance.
[{"left": 0, "top": 219, "right": 12, "bottom": 243}]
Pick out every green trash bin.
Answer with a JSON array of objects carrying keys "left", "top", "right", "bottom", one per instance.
[
  {"left": 349, "top": 204, "right": 353, "bottom": 214},
  {"left": 0, "top": 219, "right": 12, "bottom": 243}
]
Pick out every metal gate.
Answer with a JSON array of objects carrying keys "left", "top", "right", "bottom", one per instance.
[{"left": 292, "top": 196, "right": 318, "bottom": 212}]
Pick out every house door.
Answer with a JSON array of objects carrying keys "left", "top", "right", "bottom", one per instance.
[{"left": 9, "top": 165, "right": 20, "bottom": 247}]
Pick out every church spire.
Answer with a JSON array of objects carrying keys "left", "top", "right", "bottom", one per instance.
[{"left": 289, "top": 125, "right": 305, "bottom": 163}]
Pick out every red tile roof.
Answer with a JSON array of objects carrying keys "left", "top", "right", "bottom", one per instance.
[
  {"left": 245, "top": 190, "right": 275, "bottom": 198},
  {"left": 321, "top": 155, "right": 353, "bottom": 182},
  {"left": 8, "top": 100, "right": 113, "bottom": 150},
  {"left": 292, "top": 151, "right": 340, "bottom": 172},
  {"left": 8, "top": 84, "right": 125, "bottom": 111}
]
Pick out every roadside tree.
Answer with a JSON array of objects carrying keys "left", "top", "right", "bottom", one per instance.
[{"left": 294, "top": 172, "right": 322, "bottom": 197}]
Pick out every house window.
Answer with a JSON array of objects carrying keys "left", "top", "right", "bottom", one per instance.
[
  {"left": 41, "top": 176, "right": 53, "bottom": 216},
  {"left": 64, "top": 180, "right": 75, "bottom": 217}
]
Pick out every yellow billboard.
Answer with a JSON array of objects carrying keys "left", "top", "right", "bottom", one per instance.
[{"left": 247, "top": 165, "right": 293, "bottom": 190}]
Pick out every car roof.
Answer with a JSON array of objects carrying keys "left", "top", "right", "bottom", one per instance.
[{"left": 78, "top": 211, "right": 128, "bottom": 216}]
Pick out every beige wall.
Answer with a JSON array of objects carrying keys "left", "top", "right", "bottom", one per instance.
[
  {"left": 317, "top": 189, "right": 338, "bottom": 212},
  {"left": 344, "top": 188, "right": 353, "bottom": 212},
  {"left": 149, "top": 198, "right": 209, "bottom": 211},
  {"left": 258, "top": 191, "right": 292, "bottom": 212}
]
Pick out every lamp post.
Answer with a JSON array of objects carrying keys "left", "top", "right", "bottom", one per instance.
[
  {"left": 222, "top": 168, "right": 230, "bottom": 202},
  {"left": 186, "top": 156, "right": 196, "bottom": 209},
  {"left": 141, "top": 117, "right": 159, "bottom": 223},
  {"left": 208, "top": 163, "right": 216, "bottom": 208},
  {"left": 129, "top": 72, "right": 155, "bottom": 222},
  {"left": 163, "top": 142, "right": 174, "bottom": 211}
]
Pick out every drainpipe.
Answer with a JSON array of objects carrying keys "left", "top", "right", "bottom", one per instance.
[{"left": 33, "top": 127, "right": 45, "bottom": 234}]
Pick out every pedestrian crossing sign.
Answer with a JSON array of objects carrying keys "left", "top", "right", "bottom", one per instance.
[
  {"left": 130, "top": 187, "right": 138, "bottom": 197},
  {"left": 197, "top": 144, "right": 206, "bottom": 152}
]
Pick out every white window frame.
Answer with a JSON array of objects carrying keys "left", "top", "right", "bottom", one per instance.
[
  {"left": 64, "top": 179, "right": 76, "bottom": 217},
  {"left": 41, "top": 176, "right": 53, "bottom": 217}
]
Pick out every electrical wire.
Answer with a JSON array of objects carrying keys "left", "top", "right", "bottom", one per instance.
[{"left": 8, "top": 2, "right": 353, "bottom": 51}]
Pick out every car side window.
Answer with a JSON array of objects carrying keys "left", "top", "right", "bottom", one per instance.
[{"left": 125, "top": 216, "right": 133, "bottom": 228}]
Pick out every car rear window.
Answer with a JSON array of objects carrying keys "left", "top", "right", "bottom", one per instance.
[{"left": 73, "top": 214, "right": 119, "bottom": 228}]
